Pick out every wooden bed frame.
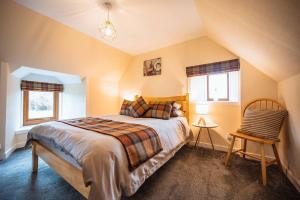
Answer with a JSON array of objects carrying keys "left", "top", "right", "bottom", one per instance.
[
  {"left": 32, "top": 94, "right": 189, "bottom": 199},
  {"left": 32, "top": 141, "right": 90, "bottom": 198}
]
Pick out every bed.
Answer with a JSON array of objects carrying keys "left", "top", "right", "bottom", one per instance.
[{"left": 29, "top": 94, "right": 190, "bottom": 200}]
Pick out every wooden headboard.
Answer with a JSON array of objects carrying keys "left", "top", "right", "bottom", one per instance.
[{"left": 134, "top": 94, "right": 190, "bottom": 122}]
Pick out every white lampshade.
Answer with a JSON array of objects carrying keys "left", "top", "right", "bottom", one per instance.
[
  {"left": 196, "top": 103, "right": 209, "bottom": 115},
  {"left": 123, "top": 94, "right": 135, "bottom": 101}
]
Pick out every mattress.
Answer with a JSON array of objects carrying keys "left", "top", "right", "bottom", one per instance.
[{"left": 37, "top": 137, "right": 81, "bottom": 169}]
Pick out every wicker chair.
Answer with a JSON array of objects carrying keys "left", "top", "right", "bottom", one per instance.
[{"left": 224, "top": 98, "right": 286, "bottom": 186}]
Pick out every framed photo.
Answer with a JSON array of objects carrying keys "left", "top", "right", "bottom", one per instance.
[{"left": 143, "top": 57, "right": 161, "bottom": 76}]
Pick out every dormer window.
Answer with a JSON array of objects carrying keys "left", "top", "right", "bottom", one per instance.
[{"left": 21, "top": 81, "right": 63, "bottom": 126}]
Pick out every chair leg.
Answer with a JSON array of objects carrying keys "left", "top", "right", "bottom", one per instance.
[
  {"left": 243, "top": 139, "right": 247, "bottom": 158},
  {"left": 224, "top": 136, "right": 236, "bottom": 167},
  {"left": 272, "top": 143, "right": 283, "bottom": 173},
  {"left": 261, "top": 143, "right": 267, "bottom": 186}
]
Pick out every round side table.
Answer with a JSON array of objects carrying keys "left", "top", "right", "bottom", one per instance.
[{"left": 192, "top": 123, "right": 218, "bottom": 150}]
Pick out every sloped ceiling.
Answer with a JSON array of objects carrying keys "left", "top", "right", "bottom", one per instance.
[
  {"left": 16, "top": 0, "right": 205, "bottom": 55},
  {"left": 14, "top": 0, "right": 300, "bottom": 81},
  {"left": 195, "top": 0, "right": 300, "bottom": 81}
]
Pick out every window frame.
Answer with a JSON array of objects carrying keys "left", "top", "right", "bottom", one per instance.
[
  {"left": 23, "top": 90, "right": 59, "bottom": 126},
  {"left": 207, "top": 72, "right": 229, "bottom": 102}
]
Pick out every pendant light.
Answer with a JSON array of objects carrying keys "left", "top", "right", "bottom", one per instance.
[{"left": 99, "top": 2, "right": 117, "bottom": 40}]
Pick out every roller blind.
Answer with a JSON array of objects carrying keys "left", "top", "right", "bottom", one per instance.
[
  {"left": 21, "top": 80, "right": 63, "bottom": 92},
  {"left": 186, "top": 59, "right": 240, "bottom": 77}
]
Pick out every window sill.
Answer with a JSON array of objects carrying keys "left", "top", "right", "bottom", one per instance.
[
  {"left": 208, "top": 101, "right": 240, "bottom": 106},
  {"left": 15, "top": 125, "right": 36, "bottom": 135}
]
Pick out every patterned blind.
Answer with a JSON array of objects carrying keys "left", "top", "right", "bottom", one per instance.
[
  {"left": 21, "top": 80, "right": 63, "bottom": 92},
  {"left": 186, "top": 59, "right": 240, "bottom": 77}
]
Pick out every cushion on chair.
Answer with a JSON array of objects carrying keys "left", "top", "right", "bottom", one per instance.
[
  {"left": 129, "top": 96, "right": 150, "bottom": 117},
  {"left": 238, "top": 110, "right": 288, "bottom": 140}
]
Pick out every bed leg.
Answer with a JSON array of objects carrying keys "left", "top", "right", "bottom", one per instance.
[{"left": 32, "top": 142, "right": 38, "bottom": 173}]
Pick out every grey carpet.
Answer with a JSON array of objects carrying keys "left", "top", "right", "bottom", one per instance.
[{"left": 0, "top": 146, "right": 299, "bottom": 200}]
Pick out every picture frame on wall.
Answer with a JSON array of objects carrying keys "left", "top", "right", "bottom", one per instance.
[{"left": 143, "top": 57, "right": 161, "bottom": 76}]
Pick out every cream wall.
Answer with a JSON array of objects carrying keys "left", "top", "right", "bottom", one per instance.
[
  {"left": 119, "top": 36, "right": 278, "bottom": 153},
  {"left": 0, "top": 0, "right": 131, "bottom": 116},
  {"left": 119, "top": 37, "right": 241, "bottom": 149},
  {"left": 240, "top": 59, "right": 278, "bottom": 155},
  {"left": 0, "top": 1, "right": 284, "bottom": 167},
  {"left": 0, "top": 0, "right": 131, "bottom": 158},
  {"left": 278, "top": 73, "right": 300, "bottom": 190},
  {"left": 120, "top": 37, "right": 235, "bottom": 98}
]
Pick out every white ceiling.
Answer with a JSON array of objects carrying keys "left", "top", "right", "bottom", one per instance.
[{"left": 16, "top": 0, "right": 205, "bottom": 55}]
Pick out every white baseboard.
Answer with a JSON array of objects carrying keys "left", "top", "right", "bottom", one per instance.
[
  {"left": 188, "top": 140, "right": 230, "bottom": 152},
  {"left": 282, "top": 163, "right": 300, "bottom": 192},
  {"left": 4, "top": 141, "right": 26, "bottom": 159},
  {"left": 4, "top": 145, "right": 16, "bottom": 159}
]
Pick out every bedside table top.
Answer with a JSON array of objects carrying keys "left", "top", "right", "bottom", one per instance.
[{"left": 192, "top": 123, "right": 218, "bottom": 128}]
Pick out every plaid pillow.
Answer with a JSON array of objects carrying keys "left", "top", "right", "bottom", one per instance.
[
  {"left": 129, "top": 96, "right": 150, "bottom": 117},
  {"left": 238, "top": 110, "right": 288, "bottom": 140},
  {"left": 143, "top": 103, "right": 172, "bottom": 120},
  {"left": 120, "top": 100, "right": 133, "bottom": 116},
  {"left": 151, "top": 101, "right": 182, "bottom": 117}
]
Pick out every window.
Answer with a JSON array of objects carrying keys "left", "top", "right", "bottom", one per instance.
[
  {"left": 189, "top": 71, "right": 240, "bottom": 102},
  {"left": 23, "top": 90, "right": 59, "bottom": 125},
  {"left": 208, "top": 73, "right": 228, "bottom": 101}
]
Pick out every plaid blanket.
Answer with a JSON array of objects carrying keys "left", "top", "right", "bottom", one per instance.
[{"left": 60, "top": 117, "right": 163, "bottom": 171}]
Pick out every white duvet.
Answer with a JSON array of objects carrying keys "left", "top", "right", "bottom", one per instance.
[{"left": 28, "top": 115, "right": 191, "bottom": 200}]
